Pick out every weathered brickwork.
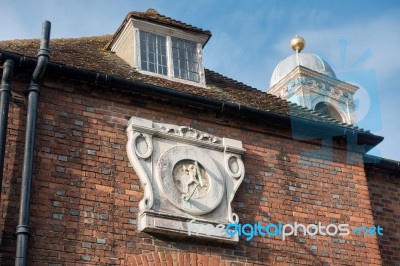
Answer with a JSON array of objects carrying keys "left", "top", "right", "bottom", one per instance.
[
  {"left": 366, "top": 166, "right": 400, "bottom": 265},
  {"left": 0, "top": 77, "right": 395, "bottom": 265}
]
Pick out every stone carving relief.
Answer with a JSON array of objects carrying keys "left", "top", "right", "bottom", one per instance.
[
  {"left": 126, "top": 117, "right": 245, "bottom": 243},
  {"left": 286, "top": 76, "right": 354, "bottom": 103},
  {"left": 173, "top": 160, "right": 209, "bottom": 197},
  {"left": 157, "top": 124, "right": 220, "bottom": 143}
]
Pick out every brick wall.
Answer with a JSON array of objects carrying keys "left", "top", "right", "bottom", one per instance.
[
  {"left": 366, "top": 166, "right": 400, "bottom": 265},
  {"left": 0, "top": 76, "right": 389, "bottom": 265}
]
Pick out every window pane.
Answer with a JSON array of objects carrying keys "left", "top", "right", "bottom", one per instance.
[
  {"left": 188, "top": 61, "right": 195, "bottom": 72},
  {"left": 148, "top": 42, "right": 154, "bottom": 53},
  {"left": 161, "top": 55, "right": 166, "bottom": 66},
  {"left": 148, "top": 63, "right": 155, "bottom": 73},
  {"left": 140, "top": 40, "right": 147, "bottom": 50},
  {"left": 179, "top": 49, "right": 185, "bottom": 60},
  {"left": 140, "top": 50, "right": 147, "bottom": 61},
  {"left": 173, "top": 58, "right": 179, "bottom": 76},
  {"left": 141, "top": 60, "right": 147, "bottom": 71},
  {"left": 162, "top": 66, "right": 167, "bottom": 75}
]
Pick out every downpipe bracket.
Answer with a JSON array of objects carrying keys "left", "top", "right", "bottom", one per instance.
[
  {"left": 37, "top": 48, "right": 51, "bottom": 58},
  {"left": 15, "top": 225, "right": 31, "bottom": 235},
  {"left": 0, "top": 84, "right": 12, "bottom": 92},
  {"left": 27, "top": 83, "right": 40, "bottom": 93}
]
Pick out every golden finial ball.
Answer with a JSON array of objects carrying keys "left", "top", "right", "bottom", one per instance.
[{"left": 290, "top": 35, "right": 305, "bottom": 52}]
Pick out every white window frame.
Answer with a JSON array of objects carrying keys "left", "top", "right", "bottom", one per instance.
[{"left": 132, "top": 20, "right": 206, "bottom": 87}]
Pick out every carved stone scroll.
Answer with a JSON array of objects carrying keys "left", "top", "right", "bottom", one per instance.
[{"left": 126, "top": 116, "right": 245, "bottom": 243}]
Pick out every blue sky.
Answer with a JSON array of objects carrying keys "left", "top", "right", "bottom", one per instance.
[{"left": 1, "top": 0, "right": 399, "bottom": 160}]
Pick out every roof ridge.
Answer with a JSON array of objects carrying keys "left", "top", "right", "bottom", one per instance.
[
  {"left": 129, "top": 10, "right": 211, "bottom": 36},
  {"left": 0, "top": 34, "right": 113, "bottom": 42}
]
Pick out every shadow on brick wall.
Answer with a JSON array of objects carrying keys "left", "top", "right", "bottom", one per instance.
[
  {"left": 0, "top": 88, "right": 27, "bottom": 265},
  {"left": 366, "top": 165, "right": 400, "bottom": 265}
]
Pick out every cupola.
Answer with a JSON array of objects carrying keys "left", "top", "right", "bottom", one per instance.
[{"left": 268, "top": 35, "right": 359, "bottom": 125}]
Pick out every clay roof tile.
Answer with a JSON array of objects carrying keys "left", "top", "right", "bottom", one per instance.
[{"left": 0, "top": 35, "right": 361, "bottom": 130}]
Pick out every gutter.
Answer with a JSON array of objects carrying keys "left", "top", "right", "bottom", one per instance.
[
  {"left": 364, "top": 154, "right": 400, "bottom": 173},
  {"left": 0, "top": 51, "right": 383, "bottom": 152},
  {"left": 0, "top": 60, "right": 15, "bottom": 197},
  {"left": 15, "top": 21, "right": 51, "bottom": 266}
]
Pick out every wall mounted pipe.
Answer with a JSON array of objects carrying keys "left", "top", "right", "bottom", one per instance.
[
  {"left": 15, "top": 21, "right": 51, "bottom": 266},
  {"left": 0, "top": 59, "right": 14, "bottom": 197}
]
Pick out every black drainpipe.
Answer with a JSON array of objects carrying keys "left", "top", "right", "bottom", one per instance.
[
  {"left": 15, "top": 21, "right": 51, "bottom": 266},
  {"left": 0, "top": 59, "right": 14, "bottom": 197}
]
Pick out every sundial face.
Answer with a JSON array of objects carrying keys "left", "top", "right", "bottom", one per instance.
[
  {"left": 172, "top": 160, "right": 210, "bottom": 199},
  {"left": 126, "top": 116, "right": 245, "bottom": 242},
  {"left": 156, "top": 146, "right": 225, "bottom": 215}
]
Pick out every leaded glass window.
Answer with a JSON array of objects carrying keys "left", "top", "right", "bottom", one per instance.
[
  {"left": 171, "top": 38, "right": 199, "bottom": 82},
  {"left": 139, "top": 30, "right": 168, "bottom": 75}
]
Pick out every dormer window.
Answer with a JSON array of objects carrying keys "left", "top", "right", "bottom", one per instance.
[
  {"left": 138, "top": 30, "right": 200, "bottom": 83},
  {"left": 108, "top": 9, "right": 211, "bottom": 87}
]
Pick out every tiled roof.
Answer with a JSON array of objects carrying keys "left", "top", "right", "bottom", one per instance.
[
  {"left": 130, "top": 9, "right": 211, "bottom": 36},
  {"left": 0, "top": 35, "right": 364, "bottom": 131},
  {"left": 107, "top": 9, "right": 211, "bottom": 49}
]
